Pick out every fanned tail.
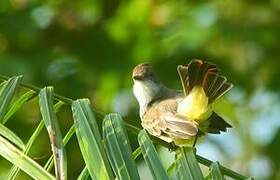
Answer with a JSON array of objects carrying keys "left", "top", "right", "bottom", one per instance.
[
  {"left": 177, "top": 59, "right": 233, "bottom": 133},
  {"left": 177, "top": 59, "right": 233, "bottom": 104}
]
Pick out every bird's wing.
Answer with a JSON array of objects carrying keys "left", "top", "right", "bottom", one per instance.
[
  {"left": 142, "top": 99, "right": 198, "bottom": 141},
  {"left": 163, "top": 113, "right": 198, "bottom": 139}
]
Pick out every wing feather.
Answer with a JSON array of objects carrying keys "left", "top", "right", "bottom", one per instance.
[{"left": 163, "top": 113, "right": 198, "bottom": 139}]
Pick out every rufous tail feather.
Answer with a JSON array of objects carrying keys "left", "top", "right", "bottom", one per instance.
[
  {"left": 177, "top": 59, "right": 233, "bottom": 134},
  {"left": 177, "top": 59, "right": 233, "bottom": 104}
]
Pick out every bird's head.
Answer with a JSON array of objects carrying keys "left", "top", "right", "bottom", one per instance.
[
  {"left": 132, "top": 63, "right": 162, "bottom": 111},
  {"left": 132, "top": 63, "right": 158, "bottom": 82}
]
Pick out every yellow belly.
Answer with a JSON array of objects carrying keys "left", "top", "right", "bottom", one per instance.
[{"left": 177, "top": 86, "right": 211, "bottom": 122}]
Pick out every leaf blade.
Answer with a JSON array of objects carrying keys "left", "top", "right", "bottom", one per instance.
[
  {"left": 72, "top": 99, "right": 113, "bottom": 180},
  {"left": 132, "top": 147, "right": 141, "bottom": 160},
  {"left": 2, "top": 90, "right": 36, "bottom": 124},
  {"left": 0, "top": 135, "right": 55, "bottom": 180},
  {"left": 0, "top": 76, "right": 22, "bottom": 123},
  {"left": 77, "top": 167, "right": 90, "bottom": 180},
  {"left": 5, "top": 101, "right": 65, "bottom": 180},
  {"left": 138, "top": 130, "right": 169, "bottom": 180},
  {"left": 39, "top": 87, "right": 67, "bottom": 180},
  {"left": 209, "top": 162, "right": 224, "bottom": 180},
  {"left": 171, "top": 147, "right": 204, "bottom": 180},
  {"left": 103, "top": 113, "right": 140, "bottom": 180},
  {"left": 0, "top": 123, "right": 25, "bottom": 150},
  {"left": 44, "top": 125, "right": 75, "bottom": 171}
]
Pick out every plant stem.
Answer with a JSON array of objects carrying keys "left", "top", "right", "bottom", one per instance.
[
  {"left": 0, "top": 74, "right": 249, "bottom": 179},
  {"left": 196, "top": 155, "right": 248, "bottom": 180}
]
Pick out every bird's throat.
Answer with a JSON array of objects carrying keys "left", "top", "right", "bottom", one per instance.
[{"left": 133, "top": 80, "right": 161, "bottom": 117}]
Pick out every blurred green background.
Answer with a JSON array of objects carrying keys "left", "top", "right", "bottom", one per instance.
[{"left": 0, "top": 0, "right": 280, "bottom": 179}]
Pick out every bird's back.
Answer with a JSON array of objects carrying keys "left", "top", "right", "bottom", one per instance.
[{"left": 143, "top": 90, "right": 183, "bottom": 121}]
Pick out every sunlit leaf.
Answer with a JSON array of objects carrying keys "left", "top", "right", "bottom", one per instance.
[
  {"left": 6, "top": 101, "right": 65, "bottom": 180},
  {"left": 132, "top": 147, "right": 141, "bottom": 160},
  {"left": 44, "top": 125, "right": 75, "bottom": 171},
  {"left": 0, "top": 123, "right": 25, "bottom": 150},
  {"left": 209, "top": 162, "right": 224, "bottom": 180},
  {"left": 170, "top": 147, "right": 204, "bottom": 180},
  {"left": 138, "top": 130, "right": 169, "bottom": 180},
  {"left": 0, "top": 81, "right": 7, "bottom": 90},
  {"left": 2, "top": 90, "right": 36, "bottom": 124},
  {"left": 103, "top": 113, "right": 140, "bottom": 180},
  {"left": 0, "top": 136, "right": 55, "bottom": 180},
  {"left": 77, "top": 167, "right": 90, "bottom": 180},
  {"left": 39, "top": 87, "right": 67, "bottom": 180},
  {"left": 72, "top": 99, "right": 113, "bottom": 180},
  {"left": 0, "top": 76, "right": 22, "bottom": 123}
]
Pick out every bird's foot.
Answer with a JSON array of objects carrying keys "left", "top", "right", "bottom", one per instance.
[{"left": 168, "top": 142, "right": 178, "bottom": 151}]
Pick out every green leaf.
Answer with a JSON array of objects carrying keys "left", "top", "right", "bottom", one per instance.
[
  {"left": 72, "top": 99, "right": 113, "bottom": 180},
  {"left": 205, "top": 174, "right": 211, "bottom": 180},
  {"left": 0, "top": 123, "right": 25, "bottom": 150},
  {"left": 209, "top": 162, "right": 225, "bottom": 180},
  {"left": 2, "top": 90, "right": 36, "bottom": 124},
  {"left": 77, "top": 167, "right": 90, "bottom": 180},
  {"left": 103, "top": 113, "right": 140, "bottom": 180},
  {"left": 39, "top": 87, "right": 67, "bottom": 180},
  {"left": 196, "top": 155, "right": 249, "bottom": 179},
  {"left": 0, "top": 135, "right": 55, "bottom": 180},
  {"left": 0, "top": 76, "right": 22, "bottom": 123},
  {"left": 44, "top": 125, "right": 75, "bottom": 171},
  {"left": 167, "top": 160, "right": 177, "bottom": 177},
  {"left": 170, "top": 147, "right": 204, "bottom": 180},
  {"left": 138, "top": 130, "right": 169, "bottom": 180},
  {"left": 0, "top": 81, "right": 6, "bottom": 89},
  {"left": 6, "top": 121, "right": 45, "bottom": 180},
  {"left": 169, "top": 165, "right": 180, "bottom": 180},
  {"left": 5, "top": 101, "right": 65, "bottom": 180},
  {"left": 132, "top": 147, "right": 141, "bottom": 160},
  {"left": 245, "top": 177, "right": 254, "bottom": 180}
]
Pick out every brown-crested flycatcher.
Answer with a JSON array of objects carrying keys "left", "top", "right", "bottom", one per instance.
[{"left": 132, "top": 59, "right": 233, "bottom": 146}]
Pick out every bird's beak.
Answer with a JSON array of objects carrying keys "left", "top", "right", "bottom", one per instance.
[{"left": 133, "top": 75, "right": 144, "bottom": 81}]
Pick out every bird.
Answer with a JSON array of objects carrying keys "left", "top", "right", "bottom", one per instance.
[{"left": 132, "top": 59, "right": 233, "bottom": 146}]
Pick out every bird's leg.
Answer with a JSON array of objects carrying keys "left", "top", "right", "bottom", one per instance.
[
  {"left": 192, "top": 135, "right": 198, "bottom": 148},
  {"left": 168, "top": 142, "right": 177, "bottom": 151}
]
